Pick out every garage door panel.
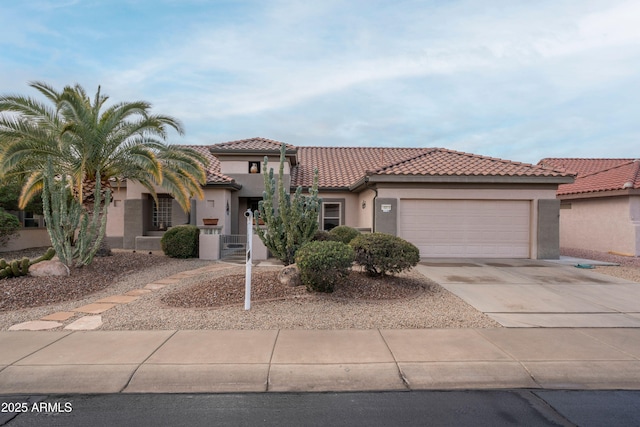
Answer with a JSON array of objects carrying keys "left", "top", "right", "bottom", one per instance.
[{"left": 399, "top": 200, "right": 531, "bottom": 258}]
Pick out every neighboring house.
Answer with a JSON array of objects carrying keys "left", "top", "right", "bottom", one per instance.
[
  {"left": 538, "top": 158, "right": 640, "bottom": 256},
  {"left": 106, "top": 138, "right": 571, "bottom": 260}
]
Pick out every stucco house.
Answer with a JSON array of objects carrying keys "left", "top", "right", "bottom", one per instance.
[
  {"left": 3, "top": 137, "right": 572, "bottom": 259},
  {"left": 102, "top": 138, "right": 570, "bottom": 260},
  {"left": 538, "top": 158, "right": 640, "bottom": 257}
]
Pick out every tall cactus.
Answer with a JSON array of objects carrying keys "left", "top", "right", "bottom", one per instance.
[
  {"left": 41, "top": 160, "right": 110, "bottom": 268},
  {"left": 254, "top": 143, "right": 321, "bottom": 265},
  {"left": 41, "top": 161, "right": 80, "bottom": 267}
]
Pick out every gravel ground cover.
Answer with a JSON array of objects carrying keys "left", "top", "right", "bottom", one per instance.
[
  {"left": 561, "top": 247, "right": 640, "bottom": 283},
  {"left": 1, "top": 246, "right": 638, "bottom": 331},
  {"left": 102, "top": 265, "right": 498, "bottom": 330},
  {"left": 0, "top": 247, "right": 499, "bottom": 330}
]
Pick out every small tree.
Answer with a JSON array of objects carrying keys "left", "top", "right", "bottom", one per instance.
[
  {"left": 0, "top": 208, "right": 20, "bottom": 248},
  {"left": 41, "top": 160, "right": 110, "bottom": 268},
  {"left": 255, "top": 144, "right": 321, "bottom": 265}
]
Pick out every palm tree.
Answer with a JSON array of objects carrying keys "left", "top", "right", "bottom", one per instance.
[{"left": 0, "top": 81, "right": 208, "bottom": 253}]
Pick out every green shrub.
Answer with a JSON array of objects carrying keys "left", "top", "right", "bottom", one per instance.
[
  {"left": 295, "top": 240, "right": 354, "bottom": 293},
  {"left": 312, "top": 230, "right": 336, "bottom": 241},
  {"left": 350, "top": 233, "right": 420, "bottom": 276},
  {"left": 161, "top": 225, "right": 200, "bottom": 258},
  {"left": 0, "top": 208, "right": 20, "bottom": 248},
  {"left": 328, "top": 225, "right": 360, "bottom": 244}
]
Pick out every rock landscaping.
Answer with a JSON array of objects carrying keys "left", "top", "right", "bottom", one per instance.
[{"left": 1, "top": 246, "right": 638, "bottom": 331}]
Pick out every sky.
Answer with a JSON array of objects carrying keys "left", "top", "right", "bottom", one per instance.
[{"left": 1, "top": 0, "right": 638, "bottom": 165}]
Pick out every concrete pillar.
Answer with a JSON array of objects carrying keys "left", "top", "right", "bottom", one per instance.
[
  {"left": 123, "top": 199, "right": 144, "bottom": 249},
  {"left": 537, "top": 199, "right": 561, "bottom": 259},
  {"left": 199, "top": 233, "right": 220, "bottom": 260}
]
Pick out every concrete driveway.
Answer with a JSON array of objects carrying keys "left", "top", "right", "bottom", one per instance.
[{"left": 415, "top": 259, "right": 640, "bottom": 327}]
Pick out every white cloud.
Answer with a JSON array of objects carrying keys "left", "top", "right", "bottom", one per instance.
[{"left": 2, "top": 0, "right": 639, "bottom": 162}]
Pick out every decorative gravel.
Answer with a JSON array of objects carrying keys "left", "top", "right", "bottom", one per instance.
[
  {"left": 102, "top": 265, "right": 499, "bottom": 330},
  {"left": 0, "top": 248, "right": 500, "bottom": 330},
  {"left": 161, "top": 270, "right": 425, "bottom": 308},
  {"left": 561, "top": 247, "right": 640, "bottom": 283},
  {"left": 7, "top": 246, "right": 636, "bottom": 331}
]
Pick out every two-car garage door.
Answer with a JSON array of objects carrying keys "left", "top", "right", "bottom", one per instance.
[{"left": 399, "top": 200, "right": 531, "bottom": 258}]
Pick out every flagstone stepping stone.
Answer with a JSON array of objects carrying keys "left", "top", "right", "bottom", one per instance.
[
  {"left": 144, "top": 283, "right": 167, "bottom": 290},
  {"left": 125, "top": 289, "right": 152, "bottom": 296},
  {"left": 9, "top": 320, "right": 62, "bottom": 331},
  {"left": 40, "top": 312, "right": 76, "bottom": 322},
  {"left": 95, "top": 295, "right": 138, "bottom": 304},
  {"left": 151, "top": 279, "right": 181, "bottom": 284},
  {"left": 64, "top": 316, "right": 102, "bottom": 330},
  {"left": 73, "top": 303, "right": 116, "bottom": 314}
]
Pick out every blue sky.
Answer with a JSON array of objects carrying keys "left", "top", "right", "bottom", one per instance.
[{"left": 1, "top": 0, "right": 638, "bottom": 164}]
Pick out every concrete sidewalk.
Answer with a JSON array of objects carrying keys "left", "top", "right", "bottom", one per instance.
[{"left": 1, "top": 328, "right": 640, "bottom": 394}]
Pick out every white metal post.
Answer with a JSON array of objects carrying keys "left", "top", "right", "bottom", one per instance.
[{"left": 244, "top": 209, "right": 253, "bottom": 310}]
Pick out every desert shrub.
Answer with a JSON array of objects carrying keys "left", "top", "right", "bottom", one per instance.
[
  {"left": 295, "top": 240, "right": 354, "bottom": 293},
  {"left": 350, "top": 233, "right": 420, "bottom": 276},
  {"left": 312, "top": 230, "right": 336, "bottom": 241},
  {"left": 328, "top": 225, "right": 360, "bottom": 244},
  {"left": 0, "top": 208, "right": 20, "bottom": 248},
  {"left": 161, "top": 225, "right": 200, "bottom": 258}
]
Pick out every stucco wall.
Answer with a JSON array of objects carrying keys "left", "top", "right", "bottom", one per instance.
[
  {"left": 219, "top": 158, "right": 290, "bottom": 175},
  {"left": 105, "top": 187, "right": 126, "bottom": 240},
  {"left": 560, "top": 196, "right": 638, "bottom": 256},
  {"left": 194, "top": 189, "right": 231, "bottom": 234},
  {"left": 357, "top": 189, "right": 375, "bottom": 231},
  {"left": 317, "top": 191, "right": 361, "bottom": 229},
  {"left": 0, "top": 229, "right": 51, "bottom": 252}
]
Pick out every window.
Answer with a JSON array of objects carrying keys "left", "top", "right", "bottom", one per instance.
[
  {"left": 153, "top": 195, "right": 173, "bottom": 230},
  {"left": 322, "top": 202, "right": 341, "bottom": 231}
]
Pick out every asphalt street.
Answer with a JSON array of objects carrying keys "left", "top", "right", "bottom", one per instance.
[{"left": 2, "top": 390, "right": 640, "bottom": 426}]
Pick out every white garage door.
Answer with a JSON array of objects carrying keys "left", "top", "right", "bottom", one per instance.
[{"left": 399, "top": 200, "right": 531, "bottom": 258}]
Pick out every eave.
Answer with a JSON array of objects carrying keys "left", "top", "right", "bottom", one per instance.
[
  {"left": 349, "top": 174, "right": 574, "bottom": 192},
  {"left": 558, "top": 188, "right": 640, "bottom": 200}
]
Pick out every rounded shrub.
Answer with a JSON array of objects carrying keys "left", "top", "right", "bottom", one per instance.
[
  {"left": 350, "top": 233, "right": 420, "bottom": 276},
  {"left": 312, "top": 230, "right": 335, "bottom": 241},
  {"left": 160, "top": 225, "right": 200, "bottom": 258},
  {"left": 295, "top": 240, "right": 354, "bottom": 293},
  {"left": 328, "top": 225, "right": 360, "bottom": 244}
]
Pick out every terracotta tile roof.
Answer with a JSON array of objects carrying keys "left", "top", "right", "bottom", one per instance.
[
  {"left": 184, "top": 139, "right": 572, "bottom": 190},
  {"left": 544, "top": 159, "right": 640, "bottom": 196},
  {"left": 292, "top": 147, "right": 427, "bottom": 188},
  {"left": 209, "top": 137, "right": 296, "bottom": 152},
  {"left": 373, "top": 148, "right": 567, "bottom": 177},
  {"left": 538, "top": 158, "right": 635, "bottom": 176},
  {"left": 292, "top": 147, "right": 568, "bottom": 188},
  {"left": 182, "top": 145, "right": 234, "bottom": 184}
]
